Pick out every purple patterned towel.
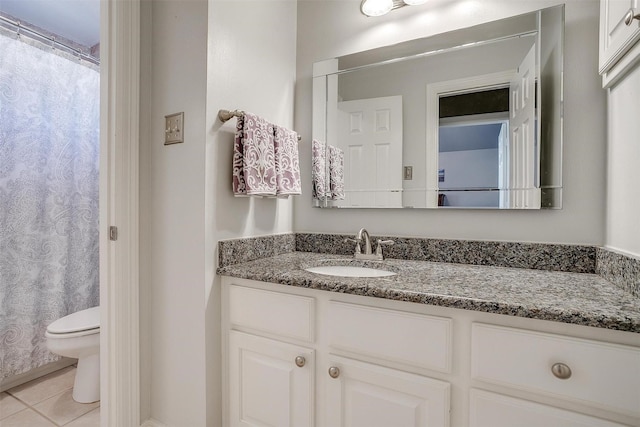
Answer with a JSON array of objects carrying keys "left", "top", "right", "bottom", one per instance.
[
  {"left": 274, "top": 125, "right": 301, "bottom": 197},
  {"left": 328, "top": 144, "right": 345, "bottom": 200},
  {"left": 312, "top": 139, "right": 327, "bottom": 200},
  {"left": 233, "top": 112, "right": 277, "bottom": 196},
  {"left": 232, "top": 115, "right": 247, "bottom": 196}
]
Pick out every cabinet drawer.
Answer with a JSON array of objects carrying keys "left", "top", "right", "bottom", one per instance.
[
  {"left": 471, "top": 323, "right": 640, "bottom": 416},
  {"left": 469, "top": 389, "right": 627, "bottom": 427},
  {"left": 227, "top": 285, "right": 314, "bottom": 342},
  {"left": 328, "top": 301, "right": 452, "bottom": 373}
]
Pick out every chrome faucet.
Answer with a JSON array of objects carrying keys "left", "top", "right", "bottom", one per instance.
[
  {"left": 345, "top": 228, "right": 394, "bottom": 261},
  {"left": 357, "top": 228, "right": 373, "bottom": 256}
]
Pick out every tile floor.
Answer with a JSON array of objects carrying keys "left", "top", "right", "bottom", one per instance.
[{"left": 0, "top": 367, "right": 99, "bottom": 426}]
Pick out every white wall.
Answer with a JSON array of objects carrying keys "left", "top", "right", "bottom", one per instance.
[
  {"left": 141, "top": 0, "right": 297, "bottom": 425},
  {"left": 206, "top": 2, "right": 297, "bottom": 427},
  {"left": 208, "top": 1, "right": 297, "bottom": 241},
  {"left": 606, "top": 63, "right": 640, "bottom": 258},
  {"left": 141, "top": 0, "right": 209, "bottom": 425},
  {"left": 141, "top": 1, "right": 297, "bottom": 425},
  {"left": 439, "top": 149, "right": 499, "bottom": 190},
  {"left": 439, "top": 148, "right": 499, "bottom": 208},
  {"left": 294, "top": 0, "right": 606, "bottom": 245}
]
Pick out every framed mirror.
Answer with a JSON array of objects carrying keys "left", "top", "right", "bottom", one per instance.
[{"left": 312, "top": 5, "right": 563, "bottom": 209}]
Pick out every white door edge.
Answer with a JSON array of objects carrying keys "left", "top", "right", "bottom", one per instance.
[{"left": 99, "top": 0, "right": 141, "bottom": 425}]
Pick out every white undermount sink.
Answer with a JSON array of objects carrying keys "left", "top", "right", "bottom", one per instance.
[{"left": 304, "top": 265, "right": 396, "bottom": 278}]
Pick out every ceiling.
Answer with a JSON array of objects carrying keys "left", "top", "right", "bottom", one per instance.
[{"left": 0, "top": 0, "right": 100, "bottom": 47}]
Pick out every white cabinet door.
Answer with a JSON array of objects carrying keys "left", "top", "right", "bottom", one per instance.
[
  {"left": 469, "top": 389, "right": 629, "bottom": 427},
  {"left": 600, "top": 0, "right": 640, "bottom": 74},
  {"left": 326, "top": 355, "right": 450, "bottom": 427},
  {"left": 228, "top": 331, "right": 314, "bottom": 427}
]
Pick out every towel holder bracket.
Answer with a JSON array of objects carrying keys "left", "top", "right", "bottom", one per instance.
[
  {"left": 218, "top": 109, "right": 243, "bottom": 122},
  {"left": 218, "top": 109, "right": 302, "bottom": 141}
]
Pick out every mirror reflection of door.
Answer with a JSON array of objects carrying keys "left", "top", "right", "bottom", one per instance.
[
  {"left": 508, "top": 43, "right": 541, "bottom": 209},
  {"left": 337, "top": 96, "right": 403, "bottom": 207}
]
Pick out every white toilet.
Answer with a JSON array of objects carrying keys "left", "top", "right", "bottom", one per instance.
[{"left": 45, "top": 306, "right": 100, "bottom": 403}]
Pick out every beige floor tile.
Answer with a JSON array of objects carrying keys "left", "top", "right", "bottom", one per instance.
[
  {"left": 7, "top": 367, "right": 76, "bottom": 406},
  {"left": 33, "top": 389, "right": 98, "bottom": 426},
  {"left": 0, "top": 408, "right": 56, "bottom": 427},
  {"left": 64, "top": 407, "right": 100, "bottom": 427},
  {"left": 0, "top": 393, "right": 27, "bottom": 420}
]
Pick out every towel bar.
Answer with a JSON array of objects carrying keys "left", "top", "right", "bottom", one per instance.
[{"left": 218, "top": 109, "right": 301, "bottom": 141}]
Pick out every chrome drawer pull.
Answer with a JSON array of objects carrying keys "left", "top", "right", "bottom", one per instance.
[
  {"left": 295, "top": 356, "right": 306, "bottom": 368},
  {"left": 551, "top": 362, "right": 572, "bottom": 379},
  {"left": 624, "top": 8, "right": 640, "bottom": 26}
]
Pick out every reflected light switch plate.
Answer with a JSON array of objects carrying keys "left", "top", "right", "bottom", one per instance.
[
  {"left": 403, "top": 166, "right": 413, "bottom": 180},
  {"left": 164, "top": 112, "right": 184, "bottom": 145}
]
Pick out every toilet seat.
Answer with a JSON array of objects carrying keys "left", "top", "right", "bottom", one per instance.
[{"left": 47, "top": 306, "right": 100, "bottom": 335}]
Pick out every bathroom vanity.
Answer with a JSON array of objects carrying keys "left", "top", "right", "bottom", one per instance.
[{"left": 219, "top": 252, "right": 640, "bottom": 427}]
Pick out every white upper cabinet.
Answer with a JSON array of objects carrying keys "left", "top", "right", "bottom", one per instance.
[{"left": 600, "top": 0, "right": 640, "bottom": 86}]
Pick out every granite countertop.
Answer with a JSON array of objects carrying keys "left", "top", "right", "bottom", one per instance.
[{"left": 217, "top": 252, "right": 640, "bottom": 333}]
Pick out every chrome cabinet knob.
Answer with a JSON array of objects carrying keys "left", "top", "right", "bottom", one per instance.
[
  {"left": 328, "top": 366, "right": 340, "bottom": 378},
  {"left": 551, "top": 362, "right": 572, "bottom": 380},
  {"left": 295, "top": 356, "right": 306, "bottom": 368},
  {"left": 624, "top": 8, "right": 640, "bottom": 26}
]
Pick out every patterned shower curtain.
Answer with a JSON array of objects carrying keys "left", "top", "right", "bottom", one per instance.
[{"left": 0, "top": 31, "right": 100, "bottom": 379}]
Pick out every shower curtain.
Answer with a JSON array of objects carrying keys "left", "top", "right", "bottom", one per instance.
[{"left": 0, "top": 31, "right": 100, "bottom": 379}]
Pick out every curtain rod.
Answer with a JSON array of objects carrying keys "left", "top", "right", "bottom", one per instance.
[
  {"left": 0, "top": 14, "right": 100, "bottom": 66},
  {"left": 218, "top": 109, "right": 302, "bottom": 141}
]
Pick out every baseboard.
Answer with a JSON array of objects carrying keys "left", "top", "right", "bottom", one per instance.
[
  {"left": 141, "top": 419, "right": 167, "bottom": 427},
  {"left": 0, "top": 358, "right": 76, "bottom": 392}
]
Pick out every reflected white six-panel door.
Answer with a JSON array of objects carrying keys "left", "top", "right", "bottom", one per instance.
[{"left": 337, "top": 96, "right": 403, "bottom": 208}]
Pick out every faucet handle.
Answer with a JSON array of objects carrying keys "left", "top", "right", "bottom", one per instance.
[
  {"left": 344, "top": 238, "right": 362, "bottom": 254},
  {"left": 375, "top": 239, "right": 395, "bottom": 257}
]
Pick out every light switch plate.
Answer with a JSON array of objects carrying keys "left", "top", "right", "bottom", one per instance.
[
  {"left": 403, "top": 166, "right": 413, "bottom": 180},
  {"left": 164, "top": 112, "right": 184, "bottom": 145}
]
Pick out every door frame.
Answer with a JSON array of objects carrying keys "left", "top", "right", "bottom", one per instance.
[
  {"left": 99, "top": 0, "right": 141, "bottom": 425},
  {"left": 425, "top": 70, "right": 515, "bottom": 208}
]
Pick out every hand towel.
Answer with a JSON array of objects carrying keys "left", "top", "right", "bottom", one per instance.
[
  {"left": 233, "top": 112, "right": 277, "bottom": 196},
  {"left": 274, "top": 125, "right": 302, "bottom": 197},
  {"left": 232, "top": 115, "right": 248, "bottom": 196},
  {"left": 328, "top": 144, "right": 345, "bottom": 200},
  {"left": 312, "top": 139, "right": 327, "bottom": 200}
]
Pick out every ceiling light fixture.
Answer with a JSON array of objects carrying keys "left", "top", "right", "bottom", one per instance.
[
  {"left": 360, "top": 0, "right": 394, "bottom": 17},
  {"left": 361, "top": 0, "right": 427, "bottom": 17}
]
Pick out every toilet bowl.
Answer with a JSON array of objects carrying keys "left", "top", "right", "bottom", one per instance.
[{"left": 46, "top": 306, "right": 100, "bottom": 403}]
